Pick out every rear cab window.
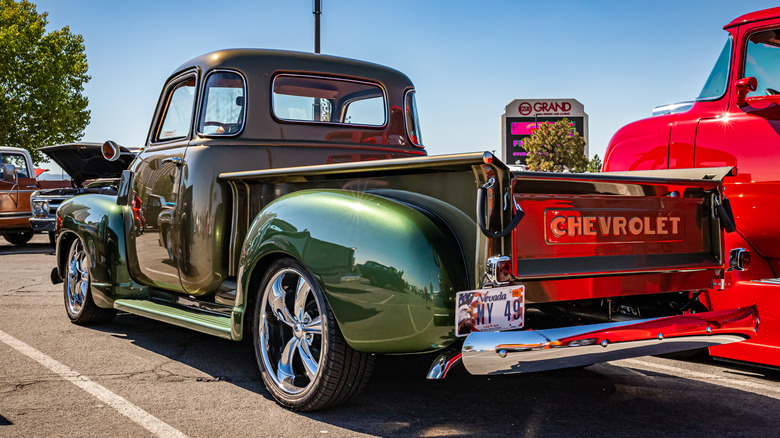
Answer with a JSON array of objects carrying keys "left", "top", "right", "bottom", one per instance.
[{"left": 272, "top": 74, "right": 386, "bottom": 126}]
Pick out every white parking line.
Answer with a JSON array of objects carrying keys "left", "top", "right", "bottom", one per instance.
[
  {"left": 618, "top": 358, "right": 780, "bottom": 399},
  {"left": 0, "top": 329, "right": 188, "bottom": 438}
]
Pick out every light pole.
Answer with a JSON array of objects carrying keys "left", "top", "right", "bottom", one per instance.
[{"left": 313, "top": 0, "right": 322, "bottom": 54}]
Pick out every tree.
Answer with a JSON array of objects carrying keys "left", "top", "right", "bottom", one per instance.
[
  {"left": 586, "top": 154, "right": 602, "bottom": 173},
  {"left": 0, "top": 0, "right": 90, "bottom": 163},
  {"left": 523, "top": 118, "right": 602, "bottom": 172}
]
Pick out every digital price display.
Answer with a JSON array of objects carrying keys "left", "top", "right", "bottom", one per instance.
[{"left": 504, "top": 116, "right": 585, "bottom": 165}]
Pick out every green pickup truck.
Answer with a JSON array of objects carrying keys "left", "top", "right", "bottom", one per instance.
[{"left": 52, "top": 49, "right": 757, "bottom": 411}]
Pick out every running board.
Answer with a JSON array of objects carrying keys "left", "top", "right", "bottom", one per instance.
[{"left": 114, "top": 298, "right": 234, "bottom": 340}]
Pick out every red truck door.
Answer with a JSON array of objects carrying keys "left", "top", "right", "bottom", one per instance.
[{"left": 694, "top": 23, "right": 780, "bottom": 260}]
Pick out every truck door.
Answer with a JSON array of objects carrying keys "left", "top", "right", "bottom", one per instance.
[
  {"left": 127, "top": 71, "right": 197, "bottom": 291},
  {"left": 695, "top": 25, "right": 780, "bottom": 259}
]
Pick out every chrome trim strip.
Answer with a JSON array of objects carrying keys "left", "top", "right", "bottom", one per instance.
[
  {"left": 0, "top": 212, "right": 32, "bottom": 218},
  {"left": 461, "top": 306, "right": 757, "bottom": 375}
]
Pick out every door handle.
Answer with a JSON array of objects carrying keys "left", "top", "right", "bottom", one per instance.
[{"left": 161, "top": 157, "right": 184, "bottom": 166}]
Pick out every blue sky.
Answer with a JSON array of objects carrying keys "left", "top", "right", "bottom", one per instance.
[{"left": 32, "top": 0, "right": 779, "bottom": 168}]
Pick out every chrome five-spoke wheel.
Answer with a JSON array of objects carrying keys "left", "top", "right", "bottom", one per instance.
[
  {"left": 63, "top": 237, "right": 116, "bottom": 324},
  {"left": 253, "top": 258, "right": 372, "bottom": 411},
  {"left": 66, "top": 239, "right": 89, "bottom": 316},
  {"left": 260, "top": 266, "right": 325, "bottom": 394}
]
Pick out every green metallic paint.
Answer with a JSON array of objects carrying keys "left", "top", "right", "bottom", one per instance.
[
  {"left": 57, "top": 194, "right": 148, "bottom": 308},
  {"left": 236, "top": 189, "right": 468, "bottom": 353}
]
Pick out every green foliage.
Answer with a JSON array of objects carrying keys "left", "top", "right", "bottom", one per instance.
[
  {"left": 586, "top": 154, "right": 602, "bottom": 173},
  {"left": 0, "top": 0, "right": 90, "bottom": 164},
  {"left": 523, "top": 118, "right": 589, "bottom": 172}
]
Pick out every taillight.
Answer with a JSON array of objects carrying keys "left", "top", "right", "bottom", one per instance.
[{"left": 131, "top": 196, "right": 145, "bottom": 227}]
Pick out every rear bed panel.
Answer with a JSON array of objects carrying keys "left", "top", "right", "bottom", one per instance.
[{"left": 511, "top": 170, "right": 729, "bottom": 303}]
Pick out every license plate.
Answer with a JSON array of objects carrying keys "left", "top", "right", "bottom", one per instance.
[{"left": 455, "top": 285, "right": 525, "bottom": 337}]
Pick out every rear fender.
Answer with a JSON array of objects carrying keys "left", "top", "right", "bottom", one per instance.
[
  {"left": 236, "top": 189, "right": 468, "bottom": 353},
  {"left": 56, "top": 194, "right": 147, "bottom": 308}
]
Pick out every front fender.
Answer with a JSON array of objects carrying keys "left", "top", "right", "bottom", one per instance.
[
  {"left": 237, "top": 189, "right": 468, "bottom": 353},
  {"left": 56, "top": 194, "right": 147, "bottom": 308}
]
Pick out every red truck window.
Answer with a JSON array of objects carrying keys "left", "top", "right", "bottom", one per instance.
[
  {"left": 745, "top": 29, "right": 780, "bottom": 97},
  {"left": 272, "top": 74, "right": 386, "bottom": 127},
  {"left": 199, "top": 71, "right": 246, "bottom": 136}
]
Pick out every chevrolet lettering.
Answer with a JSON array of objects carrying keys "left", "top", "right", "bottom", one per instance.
[{"left": 546, "top": 209, "right": 683, "bottom": 243}]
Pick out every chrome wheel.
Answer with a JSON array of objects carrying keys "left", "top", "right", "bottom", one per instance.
[
  {"left": 254, "top": 257, "right": 373, "bottom": 411},
  {"left": 66, "top": 239, "right": 89, "bottom": 317},
  {"left": 259, "top": 266, "right": 326, "bottom": 395},
  {"left": 62, "top": 237, "right": 116, "bottom": 324}
]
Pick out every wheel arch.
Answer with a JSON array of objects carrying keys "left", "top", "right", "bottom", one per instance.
[
  {"left": 235, "top": 189, "right": 468, "bottom": 353},
  {"left": 56, "top": 194, "right": 146, "bottom": 308}
]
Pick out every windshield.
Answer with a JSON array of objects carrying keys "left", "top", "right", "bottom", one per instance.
[{"left": 697, "top": 36, "right": 732, "bottom": 101}]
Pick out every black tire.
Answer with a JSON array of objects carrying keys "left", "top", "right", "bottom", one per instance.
[
  {"left": 63, "top": 238, "right": 117, "bottom": 324},
  {"left": 3, "top": 231, "right": 34, "bottom": 245},
  {"left": 48, "top": 232, "right": 56, "bottom": 247},
  {"left": 253, "top": 257, "right": 373, "bottom": 411}
]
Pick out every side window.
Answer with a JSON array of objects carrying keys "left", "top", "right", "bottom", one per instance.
[
  {"left": 272, "top": 74, "right": 386, "bottom": 126},
  {"left": 745, "top": 29, "right": 780, "bottom": 97},
  {"left": 0, "top": 153, "right": 30, "bottom": 178},
  {"left": 157, "top": 77, "right": 196, "bottom": 142},
  {"left": 404, "top": 90, "right": 423, "bottom": 147},
  {"left": 199, "top": 71, "right": 246, "bottom": 135}
]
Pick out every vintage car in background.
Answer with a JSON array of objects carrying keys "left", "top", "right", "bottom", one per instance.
[
  {"left": 0, "top": 145, "right": 70, "bottom": 245},
  {"left": 603, "top": 7, "right": 780, "bottom": 368},
  {"left": 53, "top": 49, "right": 757, "bottom": 411},
  {"left": 29, "top": 143, "right": 135, "bottom": 239}
]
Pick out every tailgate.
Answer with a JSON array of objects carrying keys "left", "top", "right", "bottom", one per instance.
[{"left": 511, "top": 168, "right": 732, "bottom": 302}]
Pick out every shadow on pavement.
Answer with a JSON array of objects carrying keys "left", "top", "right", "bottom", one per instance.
[{"left": 85, "top": 312, "right": 780, "bottom": 437}]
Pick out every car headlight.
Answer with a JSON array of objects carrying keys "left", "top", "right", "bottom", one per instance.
[{"left": 32, "top": 200, "right": 49, "bottom": 216}]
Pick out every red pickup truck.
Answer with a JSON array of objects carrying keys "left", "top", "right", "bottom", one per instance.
[{"left": 603, "top": 7, "right": 780, "bottom": 367}]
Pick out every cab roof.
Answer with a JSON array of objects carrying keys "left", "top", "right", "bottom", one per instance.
[
  {"left": 173, "top": 49, "right": 414, "bottom": 90},
  {"left": 725, "top": 7, "right": 780, "bottom": 29}
]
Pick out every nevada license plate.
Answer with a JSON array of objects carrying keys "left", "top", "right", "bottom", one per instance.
[{"left": 455, "top": 285, "right": 525, "bottom": 337}]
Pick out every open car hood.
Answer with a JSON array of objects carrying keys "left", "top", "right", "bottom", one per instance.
[{"left": 40, "top": 142, "right": 136, "bottom": 187}]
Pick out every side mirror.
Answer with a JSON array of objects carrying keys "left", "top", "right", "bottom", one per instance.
[
  {"left": 735, "top": 77, "right": 757, "bottom": 107},
  {"left": 102, "top": 140, "right": 121, "bottom": 162},
  {"left": 2, "top": 163, "right": 16, "bottom": 182}
]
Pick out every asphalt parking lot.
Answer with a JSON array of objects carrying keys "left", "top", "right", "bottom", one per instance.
[{"left": 1, "top": 234, "right": 779, "bottom": 438}]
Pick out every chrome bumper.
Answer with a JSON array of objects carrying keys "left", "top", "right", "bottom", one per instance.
[{"left": 460, "top": 306, "right": 758, "bottom": 375}]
